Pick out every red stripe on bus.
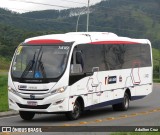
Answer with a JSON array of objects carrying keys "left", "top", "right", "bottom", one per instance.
[
  {"left": 26, "top": 39, "right": 64, "bottom": 45},
  {"left": 89, "top": 41, "right": 140, "bottom": 44}
]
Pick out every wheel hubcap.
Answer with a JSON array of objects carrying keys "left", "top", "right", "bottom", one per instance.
[{"left": 72, "top": 103, "right": 80, "bottom": 118}]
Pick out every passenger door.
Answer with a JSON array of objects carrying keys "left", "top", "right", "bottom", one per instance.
[{"left": 87, "top": 67, "right": 101, "bottom": 107}]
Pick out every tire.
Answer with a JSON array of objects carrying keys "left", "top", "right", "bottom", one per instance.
[
  {"left": 112, "top": 93, "right": 130, "bottom": 111},
  {"left": 19, "top": 111, "right": 35, "bottom": 120},
  {"left": 66, "top": 100, "right": 81, "bottom": 120}
]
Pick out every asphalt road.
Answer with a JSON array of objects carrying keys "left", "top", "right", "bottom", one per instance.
[{"left": 0, "top": 84, "right": 160, "bottom": 134}]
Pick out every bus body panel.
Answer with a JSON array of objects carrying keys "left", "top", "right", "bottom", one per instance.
[{"left": 68, "top": 67, "right": 152, "bottom": 109}]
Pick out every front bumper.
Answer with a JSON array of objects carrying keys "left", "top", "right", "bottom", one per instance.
[{"left": 8, "top": 91, "right": 69, "bottom": 113}]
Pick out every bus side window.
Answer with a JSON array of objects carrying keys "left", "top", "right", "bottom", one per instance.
[
  {"left": 76, "top": 51, "right": 84, "bottom": 69},
  {"left": 70, "top": 51, "right": 83, "bottom": 74}
]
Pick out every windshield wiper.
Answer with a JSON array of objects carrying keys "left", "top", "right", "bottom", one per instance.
[
  {"left": 37, "top": 51, "right": 47, "bottom": 79},
  {"left": 20, "top": 51, "right": 36, "bottom": 79}
]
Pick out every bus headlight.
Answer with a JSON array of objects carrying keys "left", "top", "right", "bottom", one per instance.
[{"left": 50, "top": 87, "right": 67, "bottom": 94}]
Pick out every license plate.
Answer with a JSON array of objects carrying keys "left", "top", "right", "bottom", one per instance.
[{"left": 27, "top": 101, "right": 37, "bottom": 106}]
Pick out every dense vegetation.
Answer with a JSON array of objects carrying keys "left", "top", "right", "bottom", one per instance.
[
  {"left": 0, "top": 0, "right": 160, "bottom": 71},
  {"left": 0, "top": 74, "right": 8, "bottom": 111}
]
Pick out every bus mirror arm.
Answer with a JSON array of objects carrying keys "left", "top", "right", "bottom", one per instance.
[{"left": 14, "top": 46, "right": 17, "bottom": 51}]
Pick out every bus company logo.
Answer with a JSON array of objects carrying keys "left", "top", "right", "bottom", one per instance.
[
  {"left": 30, "top": 94, "right": 35, "bottom": 99},
  {"left": 108, "top": 76, "right": 117, "bottom": 84}
]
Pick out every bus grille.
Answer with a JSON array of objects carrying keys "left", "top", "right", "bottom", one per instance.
[{"left": 18, "top": 89, "right": 50, "bottom": 95}]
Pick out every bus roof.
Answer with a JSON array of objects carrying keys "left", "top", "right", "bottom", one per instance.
[{"left": 24, "top": 32, "right": 150, "bottom": 45}]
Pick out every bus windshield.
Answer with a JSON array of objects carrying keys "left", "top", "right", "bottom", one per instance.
[{"left": 11, "top": 44, "right": 71, "bottom": 82}]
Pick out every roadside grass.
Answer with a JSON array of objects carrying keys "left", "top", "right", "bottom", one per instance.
[
  {"left": 153, "top": 79, "right": 160, "bottom": 83},
  {"left": 0, "top": 74, "right": 9, "bottom": 112},
  {"left": 111, "top": 132, "right": 160, "bottom": 135}
]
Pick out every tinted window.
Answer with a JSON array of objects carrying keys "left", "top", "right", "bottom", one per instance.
[
  {"left": 104, "top": 44, "right": 151, "bottom": 69},
  {"left": 77, "top": 43, "right": 151, "bottom": 72},
  {"left": 104, "top": 44, "right": 125, "bottom": 70},
  {"left": 78, "top": 44, "right": 105, "bottom": 72},
  {"left": 140, "top": 44, "right": 151, "bottom": 67}
]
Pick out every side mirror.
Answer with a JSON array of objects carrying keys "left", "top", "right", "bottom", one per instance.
[
  {"left": 70, "top": 64, "right": 82, "bottom": 74},
  {"left": 14, "top": 46, "right": 17, "bottom": 52}
]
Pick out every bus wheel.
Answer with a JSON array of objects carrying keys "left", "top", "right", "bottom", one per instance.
[
  {"left": 112, "top": 93, "right": 130, "bottom": 111},
  {"left": 19, "top": 111, "right": 35, "bottom": 120},
  {"left": 66, "top": 100, "right": 81, "bottom": 120}
]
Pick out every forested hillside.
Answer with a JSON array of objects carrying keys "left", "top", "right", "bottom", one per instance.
[{"left": 0, "top": 0, "right": 160, "bottom": 70}]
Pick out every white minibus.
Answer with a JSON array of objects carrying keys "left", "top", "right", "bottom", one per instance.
[{"left": 8, "top": 32, "right": 152, "bottom": 120}]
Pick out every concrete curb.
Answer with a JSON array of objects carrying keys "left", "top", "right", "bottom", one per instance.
[{"left": 0, "top": 110, "right": 18, "bottom": 118}]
